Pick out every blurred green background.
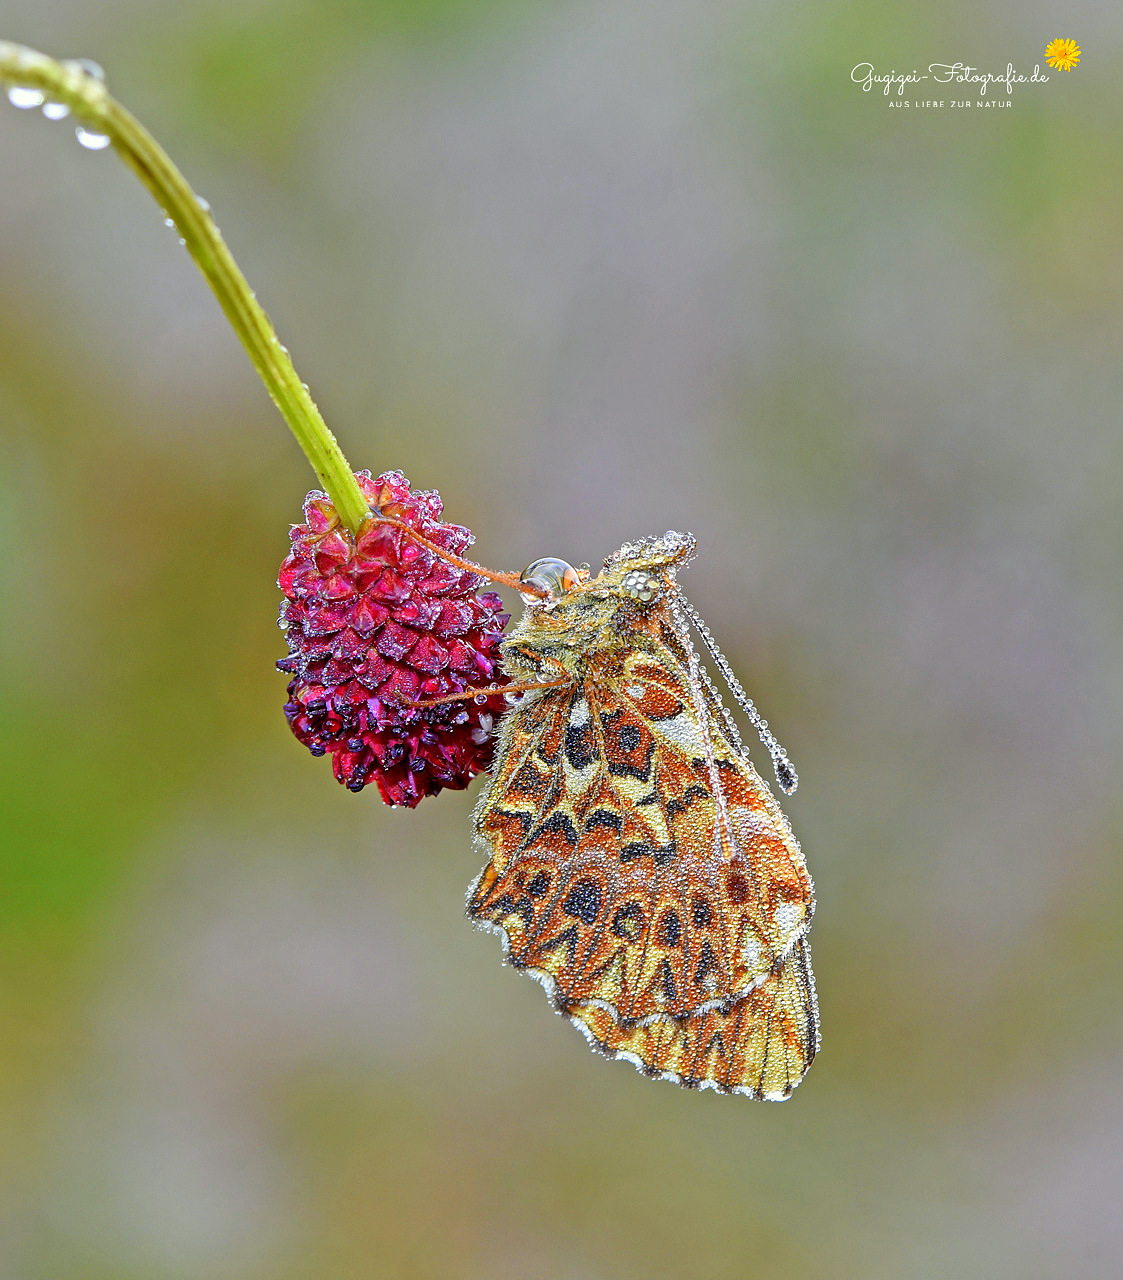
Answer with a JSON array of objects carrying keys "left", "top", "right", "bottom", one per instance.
[{"left": 2, "top": 3, "right": 1120, "bottom": 1278}]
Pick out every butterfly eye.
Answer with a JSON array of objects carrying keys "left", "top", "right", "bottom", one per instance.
[
  {"left": 620, "top": 570, "right": 662, "bottom": 602},
  {"left": 519, "top": 557, "right": 581, "bottom": 602}
]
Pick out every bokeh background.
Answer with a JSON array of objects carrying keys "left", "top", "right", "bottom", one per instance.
[{"left": 2, "top": 3, "right": 1121, "bottom": 1277}]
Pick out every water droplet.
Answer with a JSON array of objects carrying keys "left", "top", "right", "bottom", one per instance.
[
  {"left": 177, "top": 237, "right": 186, "bottom": 246},
  {"left": 474, "top": 694, "right": 489, "bottom": 705},
  {"left": 8, "top": 87, "right": 45, "bottom": 109},
  {"left": 42, "top": 101, "right": 71, "bottom": 121},
  {"left": 163, "top": 217, "right": 175, "bottom": 228},
  {"left": 73, "top": 58, "right": 106, "bottom": 82},
  {"left": 520, "top": 556, "right": 580, "bottom": 603},
  {"left": 75, "top": 125, "right": 111, "bottom": 150},
  {"left": 196, "top": 195, "right": 211, "bottom": 212}
]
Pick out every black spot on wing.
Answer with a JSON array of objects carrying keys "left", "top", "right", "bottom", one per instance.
[
  {"left": 511, "top": 763, "right": 547, "bottom": 794},
  {"left": 607, "top": 754, "right": 654, "bottom": 782},
  {"left": 666, "top": 785, "right": 710, "bottom": 818},
  {"left": 538, "top": 923, "right": 580, "bottom": 964},
  {"left": 619, "top": 840, "right": 677, "bottom": 865},
  {"left": 563, "top": 878, "right": 602, "bottom": 925},
  {"left": 611, "top": 901, "right": 645, "bottom": 940},
  {"left": 602, "top": 709, "right": 655, "bottom": 781},
  {"left": 659, "top": 958, "right": 677, "bottom": 1003},
  {"left": 564, "top": 723, "right": 596, "bottom": 770},
  {"left": 620, "top": 841, "right": 652, "bottom": 863},
  {"left": 585, "top": 809, "right": 622, "bottom": 833},
  {"left": 532, "top": 811, "right": 578, "bottom": 846},
  {"left": 490, "top": 809, "right": 532, "bottom": 836},
  {"left": 657, "top": 910, "right": 682, "bottom": 947},
  {"left": 695, "top": 942, "right": 719, "bottom": 990},
  {"left": 492, "top": 893, "right": 533, "bottom": 927},
  {"left": 691, "top": 895, "right": 713, "bottom": 927}
]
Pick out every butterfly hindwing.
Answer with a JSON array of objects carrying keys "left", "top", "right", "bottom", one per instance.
[
  {"left": 569, "top": 938, "right": 819, "bottom": 1098},
  {"left": 468, "top": 536, "right": 818, "bottom": 1097},
  {"left": 470, "top": 616, "right": 816, "bottom": 1088}
]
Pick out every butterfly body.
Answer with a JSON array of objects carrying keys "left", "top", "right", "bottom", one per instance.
[{"left": 469, "top": 532, "right": 819, "bottom": 1098}]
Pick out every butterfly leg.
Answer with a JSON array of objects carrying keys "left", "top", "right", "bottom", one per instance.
[{"left": 402, "top": 675, "right": 571, "bottom": 709}]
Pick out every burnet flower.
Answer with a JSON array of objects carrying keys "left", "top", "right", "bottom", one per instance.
[{"left": 278, "top": 470, "right": 510, "bottom": 807}]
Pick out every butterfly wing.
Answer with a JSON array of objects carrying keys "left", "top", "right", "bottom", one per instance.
[
  {"left": 569, "top": 937, "right": 818, "bottom": 1098},
  {"left": 468, "top": 610, "right": 818, "bottom": 1096}
]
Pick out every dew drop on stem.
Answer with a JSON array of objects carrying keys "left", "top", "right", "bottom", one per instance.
[
  {"left": 7, "top": 86, "right": 45, "bottom": 109},
  {"left": 62, "top": 58, "right": 106, "bottom": 83},
  {"left": 75, "top": 125, "right": 111, "bottom": 150}
]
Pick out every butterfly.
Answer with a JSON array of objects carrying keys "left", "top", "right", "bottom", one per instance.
[{"left": 465, "top": 531, "right": 819, "bottom": 1098}]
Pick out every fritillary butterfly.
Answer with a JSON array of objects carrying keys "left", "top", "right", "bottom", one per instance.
[{"left": 466, "top": 532, "right": 819, "bottom": 1098}]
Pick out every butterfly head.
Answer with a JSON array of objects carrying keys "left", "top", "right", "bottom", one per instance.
[
  {"left": 597, "top": 530, "right": 697, "bottom": 602},
  {"left": 517, "top": 531, "right": 696, "bottom": 613}
]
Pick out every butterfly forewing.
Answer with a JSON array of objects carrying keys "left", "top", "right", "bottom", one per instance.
[{"left": 468, "top": 551, "right": 818, "bottom": 1096}]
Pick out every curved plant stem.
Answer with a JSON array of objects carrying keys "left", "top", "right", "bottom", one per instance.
[{"left": 0, "top": 40, "right": 370, "bottom": 534}]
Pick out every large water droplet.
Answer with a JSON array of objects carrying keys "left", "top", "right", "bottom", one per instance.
[
  {"left": 75, "top": 125, "right": 111, "bottom": 150},
  {"left": 42, "top": 100, "right": 71, "bottom": 120},
  {"left": 7, "top": 86, "right": 45, "bottom": 109},
  {"left": 196, "top": 195, "right": 211, "bottom": 212},
  {"left": 519, "top": 556, "right": 580, "bottom": 603}
]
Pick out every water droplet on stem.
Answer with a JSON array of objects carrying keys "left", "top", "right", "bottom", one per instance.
[
  {"left": 62, "top": 58, "right": 106, "bottom": 83},
  {"left": 75, "top": 125, "right": 111, "bottom": 150},
  {"left": 7, "top": 86, "right": 45, "bottom": 109}
]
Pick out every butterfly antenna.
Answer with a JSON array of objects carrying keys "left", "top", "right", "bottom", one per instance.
[
  {"left": 369, "top": 514, "right": 546, "bottom": 598},
  {"left": 674, "top": 593, "right": 798, "bottom": 795}
]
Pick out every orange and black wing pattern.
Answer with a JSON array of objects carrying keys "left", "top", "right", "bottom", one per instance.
[{"left": 468, "top": 616, "right": 818, "bottom": 1098}]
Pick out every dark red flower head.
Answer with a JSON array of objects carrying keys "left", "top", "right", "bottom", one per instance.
[{"left": 277, "top": 470, "right": 510, "bottom": 807}]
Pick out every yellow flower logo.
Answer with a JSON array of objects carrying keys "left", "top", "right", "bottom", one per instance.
[{"left": 1045, "top": 38, "right": 1080, "bottom": 71}]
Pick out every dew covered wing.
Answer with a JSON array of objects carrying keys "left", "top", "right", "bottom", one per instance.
[{"left": 468, "top": 628, "right": 818, "bottom": 1096}]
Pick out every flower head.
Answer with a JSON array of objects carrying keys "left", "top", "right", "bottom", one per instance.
[
  {"left": 278, "top": 470, "right": 510, "bottom": 807},
  {"left": 1045, "top": 38, "right": 1080, "bottom": 71}
]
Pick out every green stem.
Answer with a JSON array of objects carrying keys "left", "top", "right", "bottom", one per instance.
[{"left": 0, "top": 40, "right": 370, "bottom": 534}]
